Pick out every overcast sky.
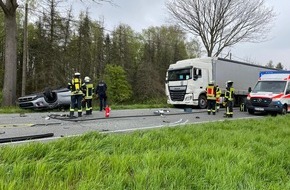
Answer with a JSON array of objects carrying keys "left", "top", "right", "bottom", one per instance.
[{"left": 71, "top": 0, "right": 290, "bottom": 70}]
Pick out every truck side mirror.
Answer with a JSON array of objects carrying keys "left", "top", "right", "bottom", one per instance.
[{"left": 248, "top": 87, "right": 252, "bottom": 93}]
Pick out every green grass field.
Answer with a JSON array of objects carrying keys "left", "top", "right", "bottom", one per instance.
[{"left": 0, "top": 115, "right": 289, "bottom": 190}]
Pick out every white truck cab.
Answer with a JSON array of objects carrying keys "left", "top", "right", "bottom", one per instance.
[{"left": 246, "top": 71, "right": 290, "bottom": 115}]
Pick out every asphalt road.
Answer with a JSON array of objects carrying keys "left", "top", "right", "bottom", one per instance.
[{"left": 0, "top": 108, "right": 261, "bottom": 145}]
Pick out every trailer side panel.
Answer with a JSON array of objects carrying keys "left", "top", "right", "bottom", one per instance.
[{"left": 213, "top": 58, "right": 277, "bottom": 95}]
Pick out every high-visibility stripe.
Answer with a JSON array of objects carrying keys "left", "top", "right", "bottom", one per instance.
[{"left": 85, "top": 83, "right": 94, "bottom": 99}]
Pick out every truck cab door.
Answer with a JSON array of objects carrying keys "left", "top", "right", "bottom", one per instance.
[{"left": 193, "top": 67, "right": 208, "bottom": 90}]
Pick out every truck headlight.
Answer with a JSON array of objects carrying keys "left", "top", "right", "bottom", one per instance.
[{"left": 185, "top": 96, "right": 192, "bottom": 101}]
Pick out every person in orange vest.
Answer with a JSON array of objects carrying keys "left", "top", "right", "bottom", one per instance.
[
  {"left": 68, "top": 72, "right": 83, "bottom": 118},
  {"left": 206, "top": 80, "right": 217, "bottom": 115}
]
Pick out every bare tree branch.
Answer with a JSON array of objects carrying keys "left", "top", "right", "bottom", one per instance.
[
  {"left": 166, "top": 0, "right": 276, "bottom": 57},
  {"left": 0, "top": 1, "right": 10, "bottom": 15}
]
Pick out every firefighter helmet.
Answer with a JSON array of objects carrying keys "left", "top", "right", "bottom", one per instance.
[
  {"left": 84, "top": 76, "right": 90, "bottom": 82},
  {"left": 209, "top": 80, "right": 215, "bottom": 85},
  {"left": 74, "top": 72, "right": 81, "bottom": 76}
]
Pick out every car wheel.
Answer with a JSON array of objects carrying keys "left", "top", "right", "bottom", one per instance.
[
  {"left": 44, "top": 88, "right": 53, "bottom": 99},
  {"left": 248, "top": 109, "right": 254, "bottom": 115},
  {"left": 280, "top": 105, "right": 287, "bottom": 115},
  {"left": 44, "top": 88, "right": 57, "bottom": 103},
  {"left": 198, "top": 94, "right": 207, "bottom": 109}
]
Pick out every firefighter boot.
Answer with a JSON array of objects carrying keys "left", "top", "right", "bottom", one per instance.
[
  {"left": 85, "top": 110, "right": 90, "bottom": 115},
  {"left": 78, "top": 112, "right": 82, "bottom": 117},
  {"left": 69, "top": 111, "right": 74, "bottom": 118},
  {"left": 89, "top": 109, "right": 92, "bottom": 115}
]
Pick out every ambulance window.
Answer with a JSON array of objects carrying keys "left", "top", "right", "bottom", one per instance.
[{"left": 286, "top": 83, "right": 290, "bottom": 94}]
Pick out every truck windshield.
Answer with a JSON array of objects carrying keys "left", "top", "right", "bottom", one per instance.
[
  {"left": 167, "top": 68, "right": 191, "bottom": 81},
  {"left": 252, "top": 81, "right": 286, "bottom": 93}
]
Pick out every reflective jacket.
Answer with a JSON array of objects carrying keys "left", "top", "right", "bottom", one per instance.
[
  {"left": 206, "top": 85, "right": 216, "bottom": 100},
  {"left": 216, "top": 86, "right": 221, "bottom": 98},
  {"left": 68, "top": 77, "right": 83, "bottom": 95},
  {"left": 82, "top": 83, "right": 94, "bottom": 99},
  {"left": 225, "top": 87, "right": 235, "bottom": 101}
]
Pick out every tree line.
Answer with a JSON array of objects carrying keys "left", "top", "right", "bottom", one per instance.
[
  {"left": 0, "top": 1, "right": 200, "bottom": 105},
  {"left": 0, "top": 0, "right": 277, "bottom": 106}
]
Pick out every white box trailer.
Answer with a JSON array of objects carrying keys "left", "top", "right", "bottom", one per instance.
[{"left": 165, "top": 57, "right": 277, "bottom": 108}]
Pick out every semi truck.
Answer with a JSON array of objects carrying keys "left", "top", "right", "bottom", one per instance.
[
  {"left": 165, "top": 57, "right": 277, "bottom": 109},
  {"left": 246, "top": 71, "right": 290, "bottom": 115}
]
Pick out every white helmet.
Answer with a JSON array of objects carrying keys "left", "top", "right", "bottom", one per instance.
[
  {"left": 74, "top": 72, "right": 80, "bottom": 76},
  {"left": 84, "top": 76, "right": 90, "bottom": 82}
]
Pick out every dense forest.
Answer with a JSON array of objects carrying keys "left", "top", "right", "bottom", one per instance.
[{"left": 0, "top": 1, "right": 201, "bottom": 104}]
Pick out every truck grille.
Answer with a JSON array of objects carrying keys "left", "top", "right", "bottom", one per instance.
[
  {"left": 170, "top": 90, "right": 186, "bottom": 101},
  {"left": 251, "top": 97, "right": 272, "bottom": 107}
]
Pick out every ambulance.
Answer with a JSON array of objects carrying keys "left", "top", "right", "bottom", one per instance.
[{"left": 246, "top": 71, "right": 290, "bottom": 115}]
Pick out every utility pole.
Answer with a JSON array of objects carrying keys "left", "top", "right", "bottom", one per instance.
[{"left": 21, "top": 2, "right": 28, "bottom": 96}]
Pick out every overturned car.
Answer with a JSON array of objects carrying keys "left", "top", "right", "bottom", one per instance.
[{"left": 17, "top": 88, "right": 71, "bottom": 110}]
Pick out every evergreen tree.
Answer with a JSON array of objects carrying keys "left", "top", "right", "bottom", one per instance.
[
  {"left": 265, "top": 60, "right": 274, "bottom": 68},
  {"left": 276, "top": 62, "right": 284, "bottom": 70}
]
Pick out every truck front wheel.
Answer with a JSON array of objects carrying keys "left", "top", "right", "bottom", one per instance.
[{"left": 198, "top": 95, "right": 207, "bottom": 109}]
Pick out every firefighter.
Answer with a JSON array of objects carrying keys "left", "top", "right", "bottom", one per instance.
[
  {"left": 82, "top": 76, "right": 94, "bottom": 115},
  {"left": 95, "top": 80, "right": 107, "bottom": 111},
  {"left": 206, "top": 80, "right": 217, "bottom": 115},
  {"left": 224, "top": 81, "right": 235, "bottom": 118},
  {"left": 68, "top": 72, "right": 83, "bottom": 117},
  {"left": 215, "top": 85, "right": 221, "bottom": 112}
]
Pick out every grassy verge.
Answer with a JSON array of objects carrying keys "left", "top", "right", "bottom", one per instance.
[
  {"left": 0, "top": 115, "right": 289, "bottom": 189},
  {"left": 0, "top": 106, "right": 29, "bottom": 114}
]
